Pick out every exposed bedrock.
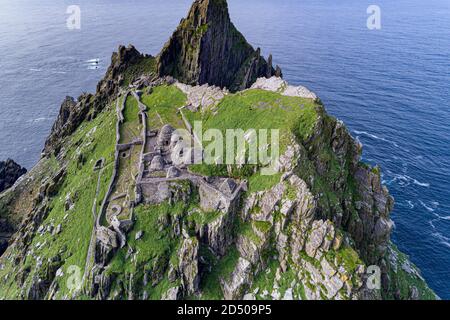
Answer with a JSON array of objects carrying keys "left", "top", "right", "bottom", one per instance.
[{"left": 157, "top": 0, "right": 281, "bottom": 92}]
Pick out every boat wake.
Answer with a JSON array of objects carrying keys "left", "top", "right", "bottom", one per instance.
[{"left": 85, "top": 58, "right": 100, "bottom": 70}]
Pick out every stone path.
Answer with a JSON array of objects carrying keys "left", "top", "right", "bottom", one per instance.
[{"left": 82, "top": 157, "right": 106, "bottom": 288}]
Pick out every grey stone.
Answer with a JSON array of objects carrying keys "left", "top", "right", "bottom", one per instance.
[
  {"left": 178, "top": 237, "right": 200, "bottom": 295},
  {"left": 220, "top": 178, "right": 237, "bottom": 194},
  {"left": 150, "top": 155, "right": 165, "bottom": 171},
  {"left": 162, "top": 286, "right": 180, "bottom": 300},
  {"left": 321, "top": 258, "right": 337, "bottom": 278},
  {"left": 166, "top": 166, "right": 181, "bottom": 178},
  {"left": 282, "top": 288, "right": 294, "bottom": 300},
  {"left": 135, "top": 231, "right": 144, "bottom": 241},
  {"left": 157, "top": 125, "right": 174, "bottom": 147},
  {"left": 222, "top": 258, "right": 252, "bottom": 300}
]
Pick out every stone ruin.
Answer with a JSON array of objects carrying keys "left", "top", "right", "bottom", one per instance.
[{"left": 93, "top": 89, "right": 247, "bottom": 277}]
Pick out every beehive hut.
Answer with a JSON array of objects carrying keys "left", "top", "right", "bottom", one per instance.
[
  {"left": 157, "top": 124, "right": 175, "bottom": 147},
  {"left": 150, "top": 155, "right": 165, "bottom": 171}
]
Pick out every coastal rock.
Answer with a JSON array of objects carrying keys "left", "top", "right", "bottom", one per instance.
[
  {"left": 43, "top": 96, "right": 89, "bottom": 156},
  {"left": 43, "top": 45, "right": 155, "bottom": 157},
  {"left": 204, "top": 211, "right": 235, "bottom": 257},
  {"left": 0, "top": 159, "right": 27, "bottom": 193}
]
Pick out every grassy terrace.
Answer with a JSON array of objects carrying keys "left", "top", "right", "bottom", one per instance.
[
  {"left": 119, "top": 95, "right": 141, "bottom": 144},
  {"left": 122, "top": 56, "right": 156, "bottom": 87},
  {"left": 186, "top": 89, "right": 320, "bottom": 189},
  {"left": 141, "top": 85, "right": 187, "bottom": 130},
  {"left": 107, "top": 146, "right": 140, "bottom": 222},
  {"left": 185, "top": 89, "right": 318, "bottom": 142},
  {"left": 108, "top": 94, "right": 142, "bottom": 222},
  {"left": 107, "top": 201, "right": 187, "bottom": 299}
]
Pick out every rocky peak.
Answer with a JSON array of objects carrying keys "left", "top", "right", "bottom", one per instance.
[
  {"left": 100, "top": 45, "right": 144, "bottom": 85},
  {"left": 157, "top": 0, "right": 281, "bottom": 92},
  {"left": 0, "top": 159, "right": 27, "bottom": 193},
  {"left": 43, "top": 95, "right": 90, "bottom": 156}
]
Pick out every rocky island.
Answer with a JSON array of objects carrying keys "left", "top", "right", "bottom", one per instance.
[{"left": 0, "top": 0, "right": 436, "bottom": 300}]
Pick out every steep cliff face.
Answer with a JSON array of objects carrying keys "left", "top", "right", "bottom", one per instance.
[
  {"left": 0, "top": 0, "right": 436, "bottom": 300},
  {"left": 157, "top": 0, "right": 281, "bottom": 92}
]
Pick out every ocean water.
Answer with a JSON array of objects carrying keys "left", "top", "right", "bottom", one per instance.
[{"left": 0, "top": 0, "right": 449, "bottom": 298}]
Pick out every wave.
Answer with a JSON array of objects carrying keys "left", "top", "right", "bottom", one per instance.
[
  {"left": 385, "top": 173, "right": 430, "bottom": 188},
  {"left": 353, "top": 130, "right": 399, "bottom": 148},
  {"left": 432, "top": 201, "right": 440, "bottom": 207},
  {"left": 406, "top": 200, "right": 415, "bottom": 209},
  {"left": 27, "top": 117, "right": 52, "bottom": 123},
  {"left": 29, "top": 68, "right": 67, "bottom": 74},
  {"left": 412, "top": 178, "right": 431, "bottom": 188},
  {"left": 420, "top": 200, "right": 435, "bottom": 212},
  {"left": 429, "top": 219, "right": 438, "bottom": 230},
  {"left": 432, "top": 232, "right": 450, "bottom": 249},
  {"left": 432, "top": 212, "right": 450, "bottom": 221}
]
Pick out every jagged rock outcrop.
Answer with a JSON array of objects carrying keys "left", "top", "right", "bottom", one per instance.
[
  {"left": 157, "top": 0, "right": 281, "bottom": 92},
  {"left": 43, "top": 95, "right": 89, "bottom": 156},
  {"left": 209, "top": 215, "right": 234, "bottom": 255},
  {"left": 97, "top": 45, "right": 154, "bottom": 98},
  {"left": 0, "top": 159, "right": 27, "bottom": 193},
  {"left": 0, "top": 159, "right": 27, "bottom": 255},
  {"left": 0, "top": 218, "right": 13, "bottom": 256},
  {"left": 43, "top": 45, "right": 155, "bottom": 157}
]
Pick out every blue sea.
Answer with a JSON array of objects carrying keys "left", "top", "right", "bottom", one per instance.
[{"left": 0, "top": 0, "right": 449, "bottom": 298}]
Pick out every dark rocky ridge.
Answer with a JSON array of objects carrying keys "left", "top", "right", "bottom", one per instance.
[
  {"left": 157, "top": 0, "right": 281, "bottom": 92},
  {"left": 0, "top": 159, "right": 26, "bottom": 256},
  {"left": 0, "top": 159, "right": 27, "bottom": 193}
]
